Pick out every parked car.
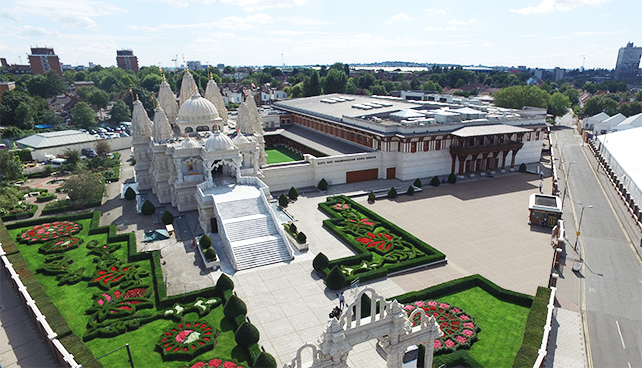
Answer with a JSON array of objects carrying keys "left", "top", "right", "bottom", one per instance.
[{"left": 82, "top": 148, "right": 97, "bottom": 158}]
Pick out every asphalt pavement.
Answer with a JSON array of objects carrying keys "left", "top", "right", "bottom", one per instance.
[{"left": 554, "top": 113, "right": 642, "bottom": 368}]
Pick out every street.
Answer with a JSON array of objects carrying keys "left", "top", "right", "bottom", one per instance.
[{"left": 554, "top": 112, "right": 642, "bottom": 368}]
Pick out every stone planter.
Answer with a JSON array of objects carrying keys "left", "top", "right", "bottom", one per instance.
[
  {"left": 195, "top": 238, "right": 220, "bottom": 270},
  {"left": 285, "top": 231, "right": 308, "bottom": 251}
]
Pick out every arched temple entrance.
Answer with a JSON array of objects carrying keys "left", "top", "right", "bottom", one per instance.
[{"left": 285, "top": 288, "right": 442, "bottom": 368}]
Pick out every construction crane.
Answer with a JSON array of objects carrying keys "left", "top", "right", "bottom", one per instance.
[{"left": 172, "top": 38, "right": 190, "bottom": 72}]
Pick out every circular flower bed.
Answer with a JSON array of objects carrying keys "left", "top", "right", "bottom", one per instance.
[
  {"left": 39, "top": 237, "right": 83, "bottom": 254},
  {"left": 20, "top": 221, "right": 82, "bottom": 243},
  {"left": 404, "top": 301, "right": 481, "bottom": 355},
  {"left": 186, "top": 359, "right": 243, "bottom": 368},
  {"left": 157, "top": 322, "right": 217, "bottom": 361}
]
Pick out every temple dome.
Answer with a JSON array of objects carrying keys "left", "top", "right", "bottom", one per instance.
[
  {"left": 233, "top": 133, "right": 250, "bottom": 145},
  {"left": 205, "top": 130, "right": 235, "bottom": 151},
  {"left": 179, "top": 137, "right": 200, "bottom": 150},
  {"left": 177, "top": 94, "right": 219, "bottom": 124}
]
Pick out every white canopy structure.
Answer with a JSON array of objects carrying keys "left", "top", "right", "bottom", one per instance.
[{"left": 597, "top": 126, "right": 642, "bottom": 208}]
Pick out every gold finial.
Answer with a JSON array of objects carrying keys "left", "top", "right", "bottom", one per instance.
[
  {"left": 209, "top": 72, "right": 213, "bottom": 80},
  {"left": 136, "top": 94, "right": 139, "bottom": 101}
]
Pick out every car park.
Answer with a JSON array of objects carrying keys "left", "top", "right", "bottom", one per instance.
[{"left": 81, "top": 148, "right": 97, "bottom": 158}]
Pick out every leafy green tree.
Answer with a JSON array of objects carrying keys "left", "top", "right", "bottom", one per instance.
[
  {"left": 223, "top": 295, "right": 247, "bottom": 318},
  {"left": 343, "top": 63, "right": 350, "bottom": 76},
  {"left": 448, "top": 172, "right": 457, "bottom": 184},
  {"left": 235, "top": 322, "right": 260, "bottom": 347},
  {"left": 303, "top": 70, "right": 321, "bottom": 97},
  {"left": 88, "top": 89, "right": 110, "bottom": 111},
  {"left": 223, "top": 66, "right": 236, "bottom": 74},
  {"left": 216, "top": 273, "right": 234, "bottom": 291},
  {"left": 141, "top": 74, "right": 163, "bottom": 92},
  {"left": 582, "top": 97, "right": 601, "bottom": 116},
  {"left": 0, "top": 150, "right": 23, "bottom": 181},
  {"left": 289, "top": 83, "right": 304, "bottom": 98},
  {"left": 345, "top": 79, "right": 358, "bottom": 94},
  {"left": 323, "top": 69, "right": 347, "bottom": 94},
  {"left": 109, "top": 100, "right": 131, "bottom": 122},
  {"left": 0, "top": 90, "right": 34, "bottom": 128},
  {"left": 493, "top": 85, "right": 550, "bottom": 109},
  {"left": 63, "top": 148, "right": 81, "bottom": 170},
  {"left": 279, "top": 193, "right": 289, "bottom": 207},
  {"left": 388, "top": 187, "right": 397, "bottom": 198},
  {"left": 26, "top": 71, "right": 67, "bottom": 98},
  {"left": 547, "top": 92, "right": 571, "bottom": 118},
  {"left": 94, "top": 140, "right": 112, "bottom": 158},
  {"left": 370, "top": 84, "right": 388, "bottom": 96},
  {"left": 71, "top": 102, "right": 96, "bottom": 129},
  {"left": 357, "top": 73, "right": 376, "bottom": 89},
  {"left": 61, "top": 171, "right": 104, "bottom": 203},
  {"left": 583, "top": 83, "right": 598, "bottom": 94},
  {"left": 40, "top": 110, "right": 64, "bottom": 127},
  {"left": 1, "top": 126, "right": 23, "bottom": 139},
  {"left": 14, "top": 101, "right": 36, "bottom": 130},
  {"left": 200, "top": 234, "right": 212, "bottom": 249},
  {"left": 600, "top": 97, "right": 618, "bottom": 116}
]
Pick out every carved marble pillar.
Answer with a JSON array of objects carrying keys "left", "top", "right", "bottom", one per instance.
[{"left": 173, "top": 158, "right": 184, "bottom": 183}]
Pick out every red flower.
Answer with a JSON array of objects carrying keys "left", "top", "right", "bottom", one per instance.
[
  {"left": 209, "top": 359, "right": 223, "bottom": 367},
  {"left": 192, "top": 363, "right": 206, "bottom": 368},
  {"left": 356, "top": 232, "right": 394, "bottom": 252}
]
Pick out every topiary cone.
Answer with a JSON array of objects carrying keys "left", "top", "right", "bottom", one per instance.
[{"left": 224, "top": 295, "right": 247, "bottom": 318}]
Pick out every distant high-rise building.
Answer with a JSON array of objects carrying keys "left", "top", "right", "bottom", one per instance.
[
  {"left": 614, "top": 42, "right": 642, "bottom": 81},
  {"left": 116, "top": 49, "right": 139, "bottom": 74},
  {"left": 186, "top": 61, "right": 202, "bottom": 70},
  {"left": 553, "top": 67, "right": 565, "bottom": 81},
  {"left": 28, "top": 47, "right": 62, "bottom": 76}
]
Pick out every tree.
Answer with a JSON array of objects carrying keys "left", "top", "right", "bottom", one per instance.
[
  {"left": 26, "top": 71, "right": 66, "bottom": 98},
  {"left": 161, "top": 210, "right": 174, "bottom": 225},
  {"left": 14, "top": 101, "right": 36, "bottom": 130},
  {"left": 583, "top": 83, "right": 598, "bottom": 94},
  {"left": 493, "top": 85, "right": 550, "bottom": 109},
  {"left": 40, "top": 109, "right": 64, "bottom": 127},
  {"left": 582, "top": 97, "right": 601, "bottom": 116},
  {"left": 326, "top": 266, "right": 346, "bottom": 290},
  {"left": 303, "top": 70, "right": 321, "bottom": 97},
  {"left": 448, "top": 172, "right": 457, "bottom": 184},
  {"left": 278, "top": 193, "right": 289, "bottom": 207},
  {"left": 1, "top": 126, "right": 24, "bottom": 139},
  {"left": 413, "top": 178, "right": 422, "bottom": 188},
  {"left": 345, "top": 80, "right": 358, "bottom": 94},
  {"left": 200, "top": 234, "right": 212, "bottom": 249},
  {"left": 61, "top": 171, "right": 104, "bottom": 204},
  {"left": 94, "top": 140, "right": 112, "bottom": 158},
  {"left": 109, "top": 100, "right": 131, "bottom": 122},
  {"left": 296, "top": 232, "right": 307, "bottom": 243},
  {"left": 407, "top": 185, "right": 415, "bottom": 195},
  {"left": 357, "top": 73, "right": 376, "bottom": 89},
  {"left": 140, "top": 74, "right": 163, "bottom": 92},
  {"left": 318, "top": 178, "right": 328, "bottom": 191},
  {"left": 0, "top": 150, "right": 23, "bottom": 181},
  {"left": 253, "top": 352, "right": 277, "bottom": 368},
  {"left": 71, "top": 102, "right": 96, "bottom": 129},
  {"left": 344, "top": 64, "right": 350, "bottom": 76},
  {"left": 63, "top": 148, "right": 81, "bottom": 170},
  {"left": 323, "top": 69, "right": 347, "bottom": 94},
  {"left": 430, "top": 176, "right": 440, "bottom": 186},
  {"left": 141, "top": 199, "right": 155, "bottom": 215},
  {"left": 216, "top": 273, "right": 234, "bottom": 291},
  {"left": 223, "top": 295, "right": 247, "bottom": 318},
  {"left": 388, "top": 187, "right": 397, "bottom": 198},
  {"left": 600, "top": 97, "right": 618, "bottom": 116},
  {"left": 124, "top": 187, "right": 136, "bottom": 200},
  {"left": 235, "top": 322, "right": 260, "bottom": 347},
  {"left": 288, "top": 186, "right": 299, "bottom": 200},
  {"left": 88, "top": 89, "right": 110, "bottom": 111},
  {"left": 313, "top": 252, "right": 329, "bottom": 272},
  {"left": 547, "top": 92, "right": 570, "bottom": 118}
]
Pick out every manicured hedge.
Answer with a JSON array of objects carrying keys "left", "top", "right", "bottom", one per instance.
[
  {"left": 42, "top": 200, "right": 102, "bottom": 215},
  {"left": 513, "top": 286, "right": 552, "bottom": 368},
  {"left": 0, "top": 204, "right": 37, "bottom": 222},
  {"left": 59, "top": 334, "right": 101, "bottom": 367},
  {"left": 36, "top": 193, "right": 57, "bottom": 202},
  {"left": 318, "top": 195, "right": 446, "bottom": 289}
]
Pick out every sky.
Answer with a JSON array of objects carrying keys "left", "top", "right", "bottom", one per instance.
[{"left": 0, "top": 0, "right": 640, "bottom": 71}]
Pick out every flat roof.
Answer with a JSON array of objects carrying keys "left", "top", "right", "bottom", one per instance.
[
  {"left": 529, "top": 194, "right": 562, "bottom": 213},
  {"left": 451, "top": 124, "right": 531, "bottom": 137},
  {"left": 17, "top": 130, "right": 97, "bottom": 149},
  {"left": 265, "top": 124, "right": 372, "bottom": 156},
  {"left": 273, "top": 94, "right": 419, "bottom": 122}
]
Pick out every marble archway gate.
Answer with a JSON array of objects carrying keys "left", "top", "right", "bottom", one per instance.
[{"left": 284, "top": 288, "right": 443, "bottom": 368}]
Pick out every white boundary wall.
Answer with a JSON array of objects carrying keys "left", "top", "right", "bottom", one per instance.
[{"left": 29, "top": 136, "right": 132, "bottom": 162}]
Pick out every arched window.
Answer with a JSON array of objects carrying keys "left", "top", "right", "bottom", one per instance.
[{"left": 188, "top": 162, "right": 194, "bottom": 171}]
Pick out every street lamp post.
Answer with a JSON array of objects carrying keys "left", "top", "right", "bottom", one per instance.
[{"left": 574, "top": 204, "right": 593, "bottom": 251}]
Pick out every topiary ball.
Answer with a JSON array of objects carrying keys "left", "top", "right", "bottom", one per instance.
[
  {"left": 161, "top": 210, "right": 174, "bottom": 225},
  {"left": 388, "top": 187, "right": 397, "bottom": 198},
  {"left": 253, "top": 352, "right": 277, "bottom": 368},
  {"left": 288, "top": 223, "right": 297, "bottom": 234},
  {"left": 326, "top": 265, "right": 346, "bottom": 290},
  {"left": 216, "top": 273, "right": 234, "bottom": 291},
  {"left": 430, "top": 176, "right": 440, "bottom": 186},
  {"left": 200, "top": 234, "right": 212, "bottom": 249},
  {"left": 141, "top": 199, "right": 155, "bottom": 215},
  {"left": 313, "top": 252, "right": 329, "bottom": 272},
  {"left": 368, "top": 191, "right": 376, "bottom": 202},
  {"left": 235, "top": 322, "right": 260, "bottom": 347},
  {"left": 224, "top": 295, "right": 247, "bottom": 318},
  {"left": 204, "top": 248, "right": 217, "bottom": 261},
  {"left": 296, "top": 231, "right": 307, "bottom": 243},
  {"left": 124, "top": 187, "right": 136, "bottom": 200}
]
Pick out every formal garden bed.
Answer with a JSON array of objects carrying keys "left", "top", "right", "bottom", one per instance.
[
  {"left": 2, "top": 212, "right": 274, "bottom": 368},
  {"left": 314, "top": 195, "right": 446, "bottom": 289},
  {"left": 391, "top": 275, "right": 551, "bottom": 368}
]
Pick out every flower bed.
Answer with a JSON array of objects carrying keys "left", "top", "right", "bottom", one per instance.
[
  {"left": 20, "top": 221, "right": 82, "bottom": 243},
  {"left": 403, "top": 300, "right": 480, "bottom": 355},
  {"left": 186, "top": 359, "right": 243, "bottom": 368},
  {"left": 39, "top": 237, "right": 83, "bottom": 254},
  {"left": 157, "top": 322, "right": 218, "bottom": 361},
  {"left": 318, "top": 195, "right": 446, "bottom": 288}
]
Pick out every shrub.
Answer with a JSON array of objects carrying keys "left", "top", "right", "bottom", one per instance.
[
  {"left": 204, "top": 248, "right": 217, "bottom": 261},
  {"left": 124, "top": 187, "right": 136, "bottom": 200},
  {"left": 288, "top": 186, "right": 299, "bottom": 200},
  {"left": 36, "top": 193, "right": 57, "bottom": 202},
  {"left": 141, "top": 199, "right": 155, "bottom": 215},
  {"left": 296, "top": 232, "right": 307, "bottom": 243},
  {"left": 407, "top": 185, "right": 415, "bottom": 195},
  {"left": 278, "top": 193, "right": 289, "bottom": 207},
  {"left": 519, "top": 163, "right": 527, "bottom": 173},
  {"left": 161, "top": 210, "right": 174, "bottom": 225},
  {"left": 288, "top": 223, "right": 297, "bottom": 234},
  {"left": 413, "top": 178, "right": 422, "bottom": 188},
  {"left": 448, "top": 172, "right": 457, "bottom": 184},
  {"left": 368, "top": 191, "right": 376, "bottom": 202},
  {"left": 318, "top": 178, "right": 328, "bottom": 191},
  {"left": 388, "top": 187, "right": 397, "bottom": 198},
  {"left": 430, "top": 175, "right": 440, "bottom": 186},
  {"left": 216, "top": 273, "right": 234, "bottom": 291},
  {"left": 235, "top": 322, "right": 260, "bottom": 347},
  {"left": 313, "top": 252, "right": 329, "bottom": 272},
  {"left": 223, "top": 295, "right": 247, "bottom": 318},
  {"left": 326, "top": 265, "right": 346, "bottom": 290},
  {"left": 200, "top": 234, "right": 212, "bottom": 249},
  {"left": 253, "top": 352, "right": 277, "bottom": 368}
]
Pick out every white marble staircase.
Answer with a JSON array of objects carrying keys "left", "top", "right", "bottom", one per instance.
[{"left": 214, "top": 188, "right": 292, "bottom": 271}]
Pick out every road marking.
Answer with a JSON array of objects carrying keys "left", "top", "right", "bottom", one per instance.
[
  {"left": 628, "top": 362, "right": 631, "bottom": 368},
  {"left": 616, "top": 320, "right": 626, "bottom": 349}
]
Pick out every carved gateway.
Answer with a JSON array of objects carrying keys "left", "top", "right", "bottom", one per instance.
[{"left": 285, "top": 288, "right": 442, "bottom": 368}]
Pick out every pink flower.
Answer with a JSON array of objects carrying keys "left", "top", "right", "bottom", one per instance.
[
  {"left": 462, "top": 329, "right": 473, "bottom": 337},
  {"left": 434, "top": 340, "right": 441, "bottom": 349},
  {"left": 192, "top": 363, "right": 205, "bottom": 368},
  {"left": 223, "top": 362, "right": 236, "bottom": 368},
  {"left": 175, "top": 329, "right": 194, "bottom": 343},
  {"left": 414, "top": 301, "right": 425, "bottom": 307},
  {"left": 455, "top": 336, "right": 467, "bottom": 344},
  {"left": 439, "top": 303, "right": 450, "bottom": 309},
  {"left": 404, "top": 305, "right": 415, "bottom": 311},
  {"left": 427, "top": 301, "right": 437, "bottom": 306},
  {"left": 460, "top": 315, "right": 470, "bottom": 321},
  {"left": 463, "top": 322, "right": 474, "bottom": 329},
  {"left": 208, "top": 359, "right": 222, "bottom": 368},
  {"left": 445, "top": 339, "right": 455, "bottom": 348},
  {"left": 452, "top": 308, "right": 461, "bottom": 313}
]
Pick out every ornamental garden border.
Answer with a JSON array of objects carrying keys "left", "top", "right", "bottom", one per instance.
[
  {"left": 390, "top": 274, "right": 551, "bottom": 368},
  {"left": 0, "top": 212, "right": 274, "bottom": 368},
  {"left": 317, "top": 195, "right": 446, "bottom": 289}
]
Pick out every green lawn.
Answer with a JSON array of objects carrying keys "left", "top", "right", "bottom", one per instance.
[
  {"left": 265, "top": 146, "right": 303, "bottom": 164},
  {"left": 435, "top": 287, "right": 530, "bottom": 368},
  {"left": 7, "top": 219, "right": 250, "bottom": 368}
]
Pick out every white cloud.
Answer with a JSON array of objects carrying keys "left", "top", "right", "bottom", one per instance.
[
  {"left": 574, "top": 30, "right": 626, "bottom": 36},
  {"left": 4, "top": 0, "right": 125, "bottom": 30},
  {"left": 424, "top": 25, "right": 458, "bottom": 31},
  {"left": 388, "top": 13, "right": 413, "bottom": 23},
  {"left": 521, "top": 34, "right": 541, "bottom": 38},
  {"left": 278, "top": 16, "right": 332, "bottom": 27},
  {"left": 425, "top": 8, "right": 446, "bottom": 15},
  {"left": 448, "top": 18, "right": 476, "bottom": 25},
  {"left": 221, "top": 0, "right": 306, "bottom": 12},
  {"left": 510, "top": 0, "right": 612, "bottom": 14},
  {"left": 218, "top": 13, "right": 274, "bottom": 30},
  {"left": 3, "top": 24, "right": 61, "bottom": 38}
]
